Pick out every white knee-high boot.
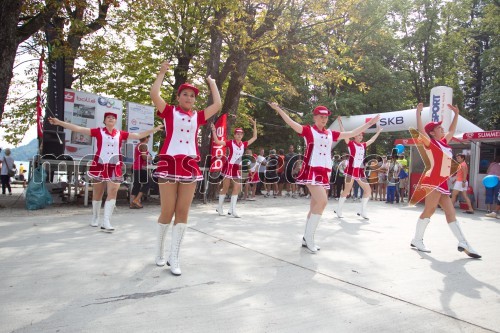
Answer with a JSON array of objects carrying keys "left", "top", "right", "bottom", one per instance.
[
  {"left": 216, "top": 194, "right": 225, "bottom": 216},
  {"left": 228, "top": 195, "right": 240, "bottom": 218},
  {"left": 101, "top": 199, "right": 116, "bottom": 231},
  {"left": 302, "top": 215, "right": 321, "bottom": 250},
  {"left": 411, "top": 218, "right": 430, "bottom": 252},
  {"left": 155, "top": 223, "right": 171, "bottom": 266},
  {"left": 448, "top": 221, "right": 481, "bottom": 258},
  {"left": 357, "top": 197, "right": 369, "bottom": 219},
  {"left": 90, "top": 200, "right": 101, "bottom": 227},
  {"left": 168, "top": 223, "right": 187, "bottom": 276},
  {"left": 334, "top": 197, "right": 346, "bottom": 218},
  {"left": 303, "top": 214, "right": 321, "bottom": 253}
]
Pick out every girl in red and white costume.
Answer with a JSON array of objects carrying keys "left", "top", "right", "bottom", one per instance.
[
  {"left": 411, "top": 103, "right": 480, "bottom": 258},
  {"left": 335, "top": 122, "right": 383, "bottom": 219},
  {"left": 48, "top": 113, "right": 162, "bottom": 231},
  {"left": 150, "top": 61, "right": 221, "bottom": 276},
  {"left": 269, "top": 102, "right": 380, "bottom": 253},
  {"left": 211, "top": 118, "right": 257, "bottom": 218}
]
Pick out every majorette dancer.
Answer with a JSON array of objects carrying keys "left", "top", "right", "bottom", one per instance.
[
  {"left": 410, "top": 103, "right": 481, "bottom": 258},
  {"left": 269, "top": 102, "right": 380, "bottom": 253},
  {"left": 48, "top": 113, "right": 163, "bottom": 231},
  {"left": 150, "top": 61, "right": 222, "bottom": 275},
  {"left": 211, "top": 118, "right": 257, "bottom": 218},
  {"left": 335, "top": 121, "right": 383, "bottom": 219}
]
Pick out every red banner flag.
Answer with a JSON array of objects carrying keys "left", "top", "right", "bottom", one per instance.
[
  {"left": 36, "top": 53, "right": 44, "bottom": 138},
  {"left": 209, "top": 113, "right": 228, "bottom": 172}
]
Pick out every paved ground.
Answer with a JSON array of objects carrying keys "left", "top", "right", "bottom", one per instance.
[{"left": 1, "top": 191, "right": 499, "bottom": 333}]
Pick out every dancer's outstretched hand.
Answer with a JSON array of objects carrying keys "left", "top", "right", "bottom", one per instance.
[
  {"left": 206, "top": 75, "right": 216, "bottom": 86},
  {"left": 448, "top": 104, "right": 460, "bottom": 115},
  {"left": 48, "top": 117, "right": 60, "bottom": 126},
  {"left": 159, "top": 62, "right": 170, "bottom": 74}
]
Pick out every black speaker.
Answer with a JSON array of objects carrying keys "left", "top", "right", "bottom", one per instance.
[{"left": 42, "top": 130, "right": 66, "bottom": 158}]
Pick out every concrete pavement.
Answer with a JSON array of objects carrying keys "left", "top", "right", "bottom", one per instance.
[{"left": 1, "top": 195, "right": 499, "bottom": 332}]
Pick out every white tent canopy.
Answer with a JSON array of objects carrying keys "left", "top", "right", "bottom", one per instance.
[{"left": 329, "top": 86, "right": 483, "bottom": 135}]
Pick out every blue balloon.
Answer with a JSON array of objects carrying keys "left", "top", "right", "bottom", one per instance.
[
  {"left": 395, "top": 144, "right": 405, "bottom": 154},
  {"left": 482, "top": 175, "right": 499, "bottom": 189}
]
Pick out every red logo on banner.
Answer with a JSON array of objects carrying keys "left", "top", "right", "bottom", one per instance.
[
  {"left": 210, "top": 114, "right": 228, "bottom": 172},
  {"left": 64, "top": 91, "right": 75, "bottom": 102},
  {"left": 365, "top": 117, "right": 376, "bottom": 129}
]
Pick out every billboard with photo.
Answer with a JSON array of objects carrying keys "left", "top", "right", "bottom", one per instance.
[{"left": 63, "top": 89, "right": 123, "bottom": 160}]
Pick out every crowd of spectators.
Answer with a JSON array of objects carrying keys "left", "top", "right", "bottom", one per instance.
[{"left": 237, "top": 145, "right": 410, "bottom": 203}]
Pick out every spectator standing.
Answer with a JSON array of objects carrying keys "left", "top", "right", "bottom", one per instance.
[
  {"left": 378, "top": 155, "right": 389, "bottom": 201},
  {"left": 450, "top": 153, "right": 474, "bottom": 213},
  {"left": 264, "top": 149, "right": 279, "bottom": 197},
  {"left": 334, "top": 155, "right": 347, "bottom": 199},
  {"left": 256, "top": 148, "right": 267, "bottom": 195},
  {"left": 398, "top": 166, "right": 409, "bottom": 203},
  {"left": 243, "top": 149, "right": 257, "bottom": 201},
  {"left": 1, "top": 148, "right": 15, "bottom": 195},
  {"left": 386, "top": 155, "right": 401, "bottom": 203},
  {"left": 130, "top": 136, "right": 152, "bottom": 209},
  {"left": 484, "top": 156, "right": 500, "bottom": 217},
  {"left": 284, "top": 145, "right": 298, "bottom": 195},
  {"left": 276, "top": 149, "right": 286, "bottom": 196},
  {"left": 367, "top": 158, "right": 380, "bottom": 200}
]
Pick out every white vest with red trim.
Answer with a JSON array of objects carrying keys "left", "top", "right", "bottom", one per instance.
[
  {"left": 228, "top": 140, "right": 245, "bottom": 165},
  {"left": 98, "top": 128, "right": 122, "bottom": 164},
  {"left": 348, "top": 141, "right": 365, "bottom": 168},
  {"left": 308, "top": 129, "right": 333, "bottom": 169},
  {"left": 164, "top": 107, "right": 200, "bottom": 156}
]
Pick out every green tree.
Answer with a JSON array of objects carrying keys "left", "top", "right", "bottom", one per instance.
[{"left": 0, "top": 0, "right": 63, "bottom": 121}]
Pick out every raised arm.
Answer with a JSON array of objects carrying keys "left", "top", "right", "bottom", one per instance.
[
  {"left": 415, "top": 102, "right": 431, "bottom": 147},
  {"left": 48, "top": 117, "right": 91, "bottom": 136},
  {"left": 150, "top": 62, "right": 169, "bottom": 113},
  {"left": 444, "top": 104, "right": 459, "bottom": 142},
  {"left": 203, "top": 76, "right": 222, "bottom": 120},
  {"left": 268, "top": 102, "right": 302, "bottom": 134},
  {"left": 128, "top": 124, "right": 164, "bottom": 140},
  {"left": 337, "top": 116, "right": 349, "bottom": 144},
  {"left": 210, "top": 123, "right": 226, "bottom": 146},
  {"left": 246, "top": 118, "right": 258, "bottom": 146},
  {"left": 365, "top": 123, "right": 383, "bottom": 147},
  {"left": 337, "top": 114, "right": 381, "bottom": 141}
]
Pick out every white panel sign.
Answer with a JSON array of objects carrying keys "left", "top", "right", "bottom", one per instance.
[
  {"left": 125, "top": 102, "right": 155, "bottom": 162},
  {"left": 429, "top": 86, "right": 453, "bottom": 130}
]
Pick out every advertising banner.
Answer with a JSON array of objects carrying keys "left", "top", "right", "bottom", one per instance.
[
  {"left": 63, "top": 89, "right": 123, "bottom": 160},
  {"left": 125, "top": 102, "right": 155, "bottom": 162},
  {"left": 210, "top": 114, "right": 228, "bottom": 172}
]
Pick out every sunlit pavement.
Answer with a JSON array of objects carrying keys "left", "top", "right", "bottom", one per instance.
[{"left": 1, "top": 195, "right": 499, "bottom": 332}]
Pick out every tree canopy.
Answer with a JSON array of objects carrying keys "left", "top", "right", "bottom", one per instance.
[{"left": 2, "top": 0, "right": 499, "bottom": 154}]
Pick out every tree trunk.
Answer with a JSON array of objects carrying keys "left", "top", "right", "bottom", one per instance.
[
  {"left": 223, "top": 51, "right": 250, "bottom": 131},
  {"left": 0, "top": 0, "right": 62, "bottom": 120},
  {"left": 0, "top": 1, "right": 23, "bottom": 121}
]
